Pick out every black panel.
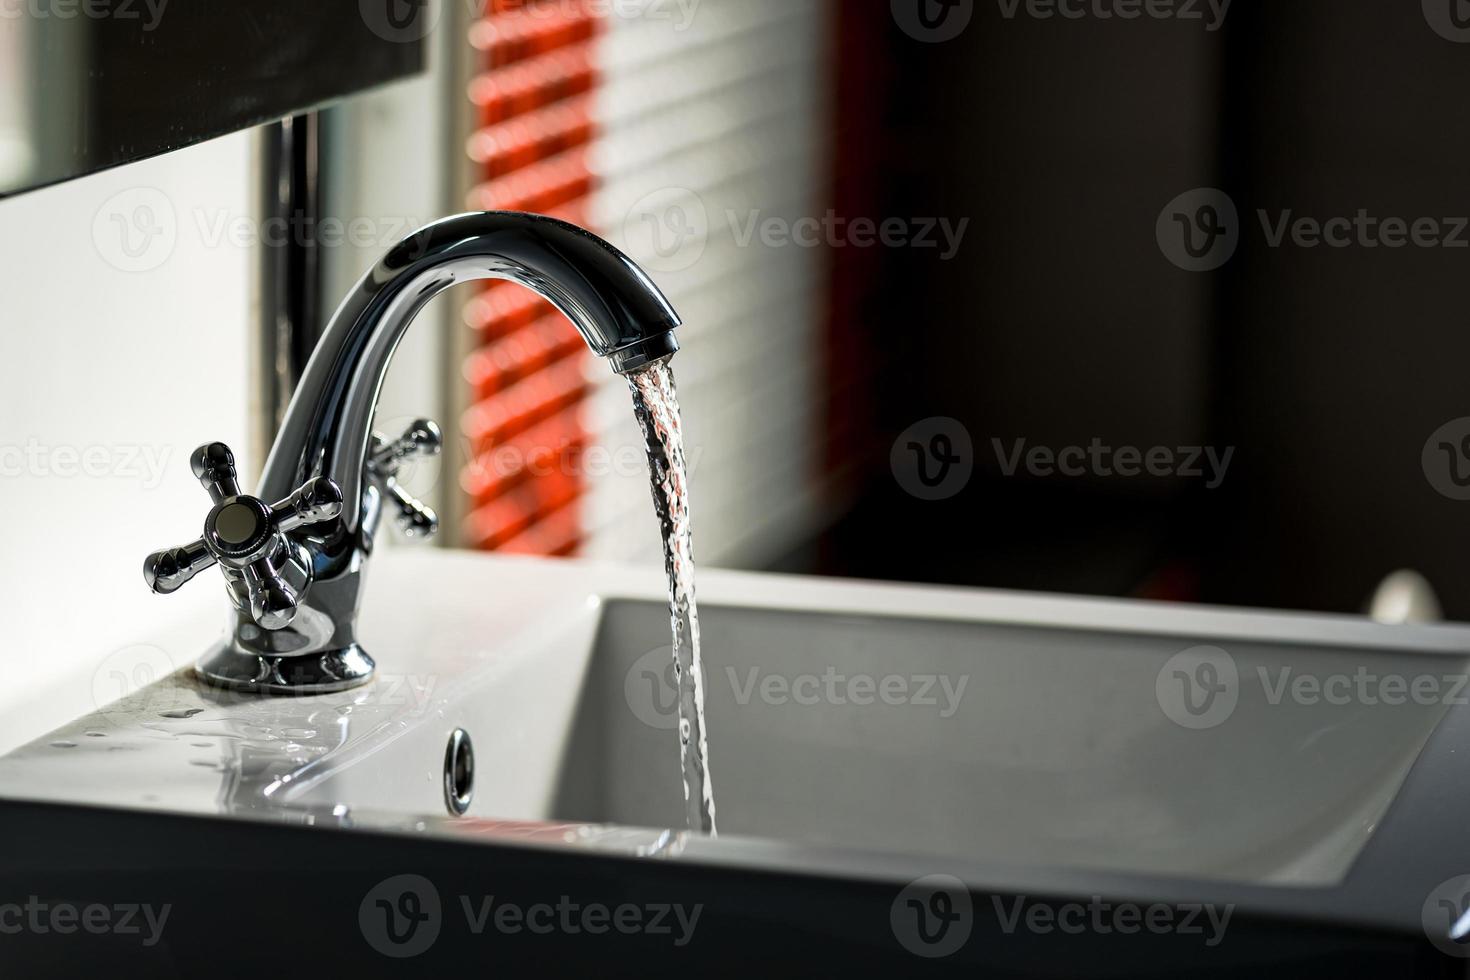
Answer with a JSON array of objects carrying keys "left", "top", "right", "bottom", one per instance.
[{"left": 0, "top": 0, "right": 426, "bottom": 197}]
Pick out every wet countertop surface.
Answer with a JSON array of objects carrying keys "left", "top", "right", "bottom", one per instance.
[{"left": 3, "top": 550, "right": 1470, "bottom": 936}]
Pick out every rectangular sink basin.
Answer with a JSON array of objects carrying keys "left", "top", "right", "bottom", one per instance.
[
  {"left": 4, "top": 550, "right": 1470, "bottom": 970},
  {"left": 288, "top": 581, "right": 1457, "bottom": 889},
  {"left": 550, "top": 602, "right": 1451, "bottom": 886}
]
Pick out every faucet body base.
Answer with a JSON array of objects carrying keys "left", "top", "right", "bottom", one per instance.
[{"left": 194, "top": 643, "right": 376, "bottom": 695}]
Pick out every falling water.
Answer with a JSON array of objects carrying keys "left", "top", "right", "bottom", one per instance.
[{"left": 628, "top": 359, "right": 717, "bottom": 835}]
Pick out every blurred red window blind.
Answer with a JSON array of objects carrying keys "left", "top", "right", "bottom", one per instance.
[{"left": 461, "top": 0, "right": 605, "bottom": 556}]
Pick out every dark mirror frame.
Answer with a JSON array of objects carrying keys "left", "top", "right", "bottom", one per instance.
[{"left": 1, "top": 0, "right": 426, "bottom": 198}]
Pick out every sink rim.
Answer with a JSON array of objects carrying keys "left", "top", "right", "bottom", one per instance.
[{"left": 1, "top": 549, "right": 1468, "bottom": 941}]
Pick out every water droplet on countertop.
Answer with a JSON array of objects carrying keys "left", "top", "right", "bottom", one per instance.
[{"left": 49, "top": 741, "right": 77, "bottom": 749}]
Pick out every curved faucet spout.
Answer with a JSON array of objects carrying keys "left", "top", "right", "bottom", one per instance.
[
  {"left": 188, "top": 211, "right": 680, "bottom": 693},
  {"left": 260, "top": 210, "right": 681, "bottom": 532}
]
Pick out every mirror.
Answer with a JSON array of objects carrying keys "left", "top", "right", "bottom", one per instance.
[{"left": 0, "top": 0, "right": 425, "bottom": 198}]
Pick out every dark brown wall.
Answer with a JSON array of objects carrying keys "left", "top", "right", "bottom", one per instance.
[{"left": 812, "top": 0, "right": 1470, "bottom": 617}]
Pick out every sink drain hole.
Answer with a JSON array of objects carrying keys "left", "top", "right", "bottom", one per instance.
[{"left": 444, "top": 728, "right": 474, "bottom": 816}]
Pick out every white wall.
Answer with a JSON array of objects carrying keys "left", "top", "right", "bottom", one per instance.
[{"left": 0, "top": 132, "right": 257, "bottom": 753}]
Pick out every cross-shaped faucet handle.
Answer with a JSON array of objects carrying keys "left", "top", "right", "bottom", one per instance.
[
  {"left": 367, "top": 418, "right": 442, "bottom": 539},
  {"left": 143, "top": 442, "right": 344, "bottom": 630}
]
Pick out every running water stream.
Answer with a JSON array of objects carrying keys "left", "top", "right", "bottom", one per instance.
[{"left": 627, "top": 359, "right": 717, "bottom": 835}]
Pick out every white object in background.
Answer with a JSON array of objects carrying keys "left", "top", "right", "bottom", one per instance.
[{"left": 1368, "top": 569, "right": 1443, "bottom": 625}]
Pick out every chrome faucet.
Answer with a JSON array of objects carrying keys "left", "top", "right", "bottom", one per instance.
[{"left": 144, "top": 212, "right": 681, "bottom": 694}]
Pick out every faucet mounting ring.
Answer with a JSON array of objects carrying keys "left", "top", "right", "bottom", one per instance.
[{"left": 194, "top": 643, "right": 376, "bottom": 696}]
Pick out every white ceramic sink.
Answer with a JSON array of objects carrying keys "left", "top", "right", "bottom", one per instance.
[
  {"left": 296, "top": 590, "right": 1455, "bottom": 888},
  {"left": 4, "top": 550, "right": 1470, "bottom": 953}
]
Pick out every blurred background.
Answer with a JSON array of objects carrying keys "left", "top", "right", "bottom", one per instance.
[
  {"left": 412, "top": 0, "right": 1470, "bottom": 621},
  {"left": 3, "top": 0, "right": 1470, "bottom": 744}
]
